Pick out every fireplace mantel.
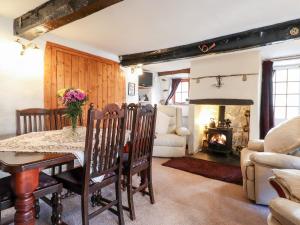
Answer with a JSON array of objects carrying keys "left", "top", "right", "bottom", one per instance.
[{"left": 189, "top": 98, "right": 254, "bottom": 105}]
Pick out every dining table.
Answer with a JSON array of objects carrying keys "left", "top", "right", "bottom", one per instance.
[{"left": 0, "top": 127, "right": 131, "bottom": 225}]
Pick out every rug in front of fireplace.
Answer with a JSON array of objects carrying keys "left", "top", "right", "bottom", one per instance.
[{"left": 162, "top": 157, "right": 242, "bottom": 185}]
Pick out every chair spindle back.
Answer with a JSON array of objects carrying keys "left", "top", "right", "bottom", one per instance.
[
  {"left": 16, "top": 108, "right": 53, "bottom": 135},
  {"left": 85, "top": 104, "right": 127, "bottom": 181},
  {"left": 129, "top": 104, "right": 157, "bottom": 165},
  {"left": 126, "top": 103, "right": 139, "bottom": 131}
]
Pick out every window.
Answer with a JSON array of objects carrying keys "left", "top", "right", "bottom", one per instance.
[
  {"left": 273, "top": 67, "right": 300, "bottom": 125},
  {"left": 174, "top": 79, "right": 189, "bottom": 104}
]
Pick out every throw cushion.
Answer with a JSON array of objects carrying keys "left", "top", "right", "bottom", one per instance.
[
  {"left": 176, "top": 127, "right": 190, "bottom": 136},
  {"left": 265, "top": 116, "right": 300, "bottom": 154},
  {"left": 168, "top": 117, "right": 177, "bottom": 134},
  {"left": 155, "top": 111, "right": 171, "bottom": 134}
]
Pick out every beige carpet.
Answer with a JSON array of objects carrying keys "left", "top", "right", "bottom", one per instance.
[{"left": 1, "top": 158, "right": 268, "bottom": 225}]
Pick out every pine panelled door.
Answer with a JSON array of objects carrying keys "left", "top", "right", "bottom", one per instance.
[{"left": 44, "top": 42, "right": 126, "bottom": 123}]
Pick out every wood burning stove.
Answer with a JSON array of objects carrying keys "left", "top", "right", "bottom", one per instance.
[
  {"left": 206, "top": 106, "right": 233, "bottom": 155},
  {"left": 207, "top": 127, "right": 233, "bottom": 154}
]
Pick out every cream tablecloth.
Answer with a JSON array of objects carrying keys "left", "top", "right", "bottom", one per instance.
[{"left": 0, "top": 127, "right": 131, "bottom": 167}]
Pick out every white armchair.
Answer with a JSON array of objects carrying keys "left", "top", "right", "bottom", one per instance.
[
  {"left": 153, "top": 105, "right": 190, "bottom": 157},
  {"left": 241, "top": 116, "right": 300, "bottom": 205}
]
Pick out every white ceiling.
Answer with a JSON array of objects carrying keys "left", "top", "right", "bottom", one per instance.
[
  {"left": 1, "top": 0, "right": 300, "bottom": 55},
  {"left": 1, "top": 0, "right": 300, "bottom": 71},
  {"left": 0, "top": 0, "right": 48, "bottom": 18}
]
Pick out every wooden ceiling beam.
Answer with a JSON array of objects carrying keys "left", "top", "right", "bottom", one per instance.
[
  {"left": 158, "top": 68, "right": 190, "bottom": 76},
  {"left": 120, "top": 18, "right": 300, "bottom": 66},
  {"left": 14, "top": 0, "right": 123, "bottom": 40}
]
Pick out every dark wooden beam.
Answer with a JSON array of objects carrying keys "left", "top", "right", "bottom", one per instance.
[
  {"left": 14, "top": 0, "right": 123, "bottom": 40},
  {"left": 120, "top": 18, "right": 300, "bottom": 66},
  {"left": 189, "top": 99, "right": 254, "bottom": 105},
  {"left": 158, "top": 68, "right": 190, "bottom": 76}
]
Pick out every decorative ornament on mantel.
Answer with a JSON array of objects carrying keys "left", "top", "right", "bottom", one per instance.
[{"left": 192, "top": 73, "right": 258, "bottom": 88}]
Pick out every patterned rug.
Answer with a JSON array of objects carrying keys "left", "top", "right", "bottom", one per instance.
[{"left": 162, "top": 157, "right": 243, "bottom": 185}]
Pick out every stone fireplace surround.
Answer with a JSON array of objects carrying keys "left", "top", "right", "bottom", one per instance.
[
  {"left": 187, "top": 51, "right": 262, "bottom": 154},
  {"left": 189, "top": 98, "right": 253, "bottom": 155}
]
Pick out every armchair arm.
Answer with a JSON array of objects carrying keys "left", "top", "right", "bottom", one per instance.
[
  {"left": 175, "top": 127, "right": 190, "bottom": 136},
  {"left": 270, "top": 169, "right": 300, "bottom": 202},
  {"left": 250, "top": 152, "right": 300, "bottom": 169},
  {"left": 269, "top": 198, "right": 300, "bottom": 225},
  {"left": 247, "top": 139, "right": 264, "bottom": 152}
]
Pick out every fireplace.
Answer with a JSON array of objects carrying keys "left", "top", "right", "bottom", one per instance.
[
  {"left": 204, "top": 105, "right": 233, "bottom": 155},
  {"left": 207, "top": 127, "right": 233, "bottom": 154}
]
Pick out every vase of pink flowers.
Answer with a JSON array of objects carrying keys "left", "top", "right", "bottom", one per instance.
[{"left": 57, "top": 88, "right": 88, "bottom": 131}]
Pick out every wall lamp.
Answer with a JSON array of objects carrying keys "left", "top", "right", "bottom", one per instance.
[{"left": 16, "top": 39, "right": 39, "bottom": 55}]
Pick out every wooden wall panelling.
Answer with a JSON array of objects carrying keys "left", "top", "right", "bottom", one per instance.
[
  {"left": 44, "top": 42, "right": 125, "bottom": 123},
  {"left": 44, "top": 44, "right": 52, "bottom": 109},
  {"left": 107, "top": 64, "right": 114, "bottom": 104},
  {"left": 78, "top": 57, "right": 88, "bottom": 122},
  {"left": 56, "top": 50, "right": 65, "bottom": 103},
  {"left": 102, "top": 63, "right": 108, "bottom": 107},
  {"left": 50, "top": 47, "right": 58, "bottom": 109},
  {"left": 71, "top": 55, "right": 79, "bottom": 88},
  {"left": 97, "top": 62, "right": 103, "bottom": 110},
  {"left": 64, "top": 53, "right": 72, "bottom": 88}
]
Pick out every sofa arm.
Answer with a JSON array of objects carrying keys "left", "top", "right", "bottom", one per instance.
[
  {"left": 250, "top": 152, "right": 300, "bottom": 169},
  {"left": 269, "top": 198, "right": 300, "bottom": 225},
  {"left": 247, "top": 139, "right": 264, "bottom": 152},
  {"left": 176, "top": 127, "right": 190, "bottom": 136}
]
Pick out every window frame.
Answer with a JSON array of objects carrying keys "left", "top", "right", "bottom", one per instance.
[
  {"left": 172, "top": 79, "right": 190, "bottom": 105},
  {"left": 272, "top": 65, "right": 300, "bottom": 125}
]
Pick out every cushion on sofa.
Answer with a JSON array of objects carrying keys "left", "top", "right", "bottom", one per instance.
[
  {"left": 154, "top": 133, "right": 186, "bottom": 147},
  {"left": 155, "top": 111, "right": 171, "bottom": 134},
  {"left": 265, "top": 116, "right": 300, "bottom": 154},
  {"left": 176, "top": 127, "right": 190, "bottom": 136}
]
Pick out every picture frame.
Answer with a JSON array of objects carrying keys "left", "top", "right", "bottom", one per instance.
[{"left": 128, "top": 82, "right": 135, "bottom": 96}]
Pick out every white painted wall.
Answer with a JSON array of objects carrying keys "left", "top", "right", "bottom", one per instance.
[
  {"left": 123, "top": 67, "right": 139, "bottom": 103},
  {"left": 0, "top": 16, "right": 119, "bottom": 137},
  {"left": 188, "top": 51, "right": 262, "bottom": 153}
]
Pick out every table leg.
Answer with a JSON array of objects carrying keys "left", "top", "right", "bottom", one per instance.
[{"left": 11, "top": 169, "right": 39, "bottom": 225}]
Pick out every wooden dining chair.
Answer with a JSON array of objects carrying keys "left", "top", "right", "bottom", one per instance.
[
  {"left": 54, "top": 103, "right": 127, "bottom": 225},
  {"left": 122, "top": 104, "right": 157, "bottom": 220},
  {"left": 126, "top": 103, "right": 139, "bottom": 131},
  {"left": 16, "top": 108, "right": 53, "bottom": 135},
  {"left": 0, "top": 173, "right": 63, "bottom": 225}
]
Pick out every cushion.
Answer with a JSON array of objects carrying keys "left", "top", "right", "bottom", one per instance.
[
  {"left": 176, "top": 127, "right": 190, "bottom": 136},
  {"left": 155, "top": 111, "right": 171, "bottom": 134},
  {"left": 168, "top": 117, "right": 177, "bottom": 133},
  {"left": 265, "top": 116, "right": 300, "bottom": 154},
  {"left": 272, "top": 169, "right": 300, "bottom": 202},
  {"left": 154, "top": 133, "right": 186, "bottom": 147}
]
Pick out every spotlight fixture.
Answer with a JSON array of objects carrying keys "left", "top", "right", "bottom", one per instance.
[
  {"left": 130, "top": 64, "right": 143, "bottom": 75},
  {"left": 16, "top": 39, "right": 39, "bottom": 55}
]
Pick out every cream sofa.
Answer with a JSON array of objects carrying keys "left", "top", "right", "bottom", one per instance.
[
  {"left": 241, "top": 116, "right": 300, "bottom": 205},
  {"left": 153, "top": 105, "right": 190, "bottom": 157}
]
